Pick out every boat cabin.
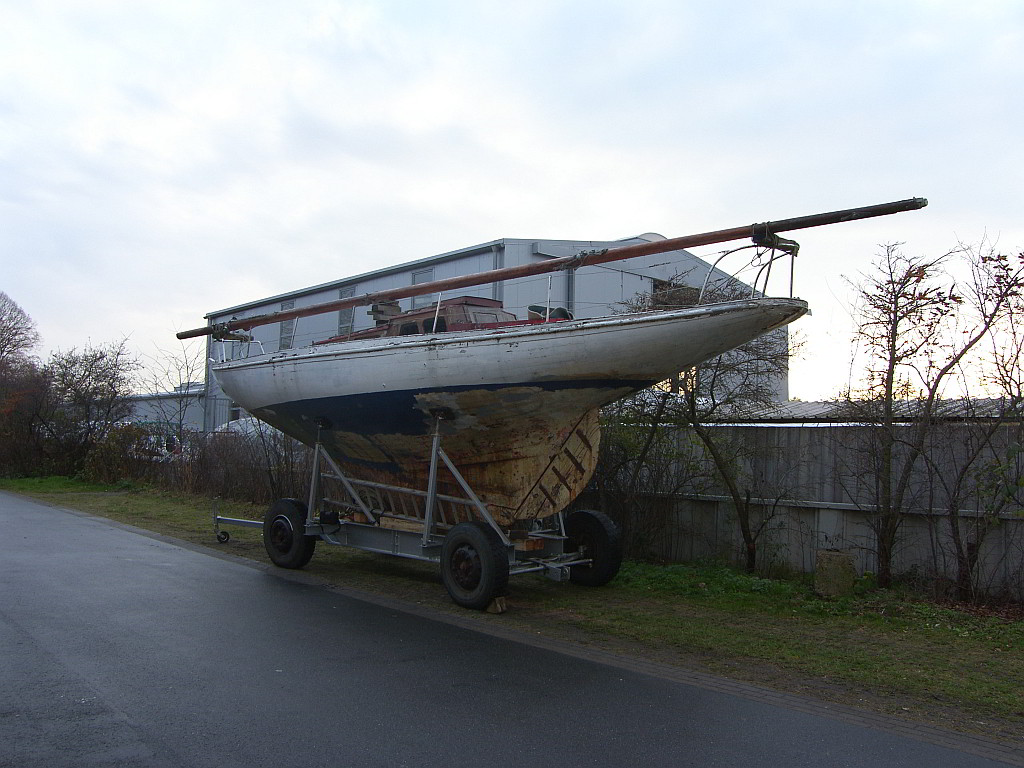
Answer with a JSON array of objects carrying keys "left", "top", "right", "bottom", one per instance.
[{"left": 314, "top": 296, "right": 572, "bottom": 345}]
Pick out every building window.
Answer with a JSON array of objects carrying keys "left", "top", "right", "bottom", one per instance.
[
  {"left": 279, "top": 300, "right": 295, "bottom": 350},
  {"left": 338, "top": 286, "right": 356, "bottom": 336},
  {"left": 411, "top": 268, "right": 434, "bottom": 309}
]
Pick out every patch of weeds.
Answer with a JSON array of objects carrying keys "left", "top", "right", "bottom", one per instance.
[
  {"left": 0, "top": 475, "right": 118, "bottom": 493},
  {"left": 614, "top": 560, "right": 810, "bottom": 612}
]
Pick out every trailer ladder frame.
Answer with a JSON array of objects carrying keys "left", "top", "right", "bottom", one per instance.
[{"left": 212, "top": 418, "right": 592, "bottom": 583}]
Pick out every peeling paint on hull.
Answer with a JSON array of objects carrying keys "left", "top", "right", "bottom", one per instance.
[{"left": 213, "top": 298, "right": 808, "bottom": 523}]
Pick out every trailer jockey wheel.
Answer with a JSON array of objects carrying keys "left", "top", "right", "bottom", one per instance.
[
  {"left": 263, "top": 498, "right": 317, "bottom": 569},
  {"left": 564, "top": 509, "right": 623, "bottom": 587},
  {"left": 441, "top": 522, "right": 509, "bottom": 610}
]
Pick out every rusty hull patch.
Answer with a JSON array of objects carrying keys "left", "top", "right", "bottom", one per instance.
[{"left": 255, "top": 383, "right": 627, "bottom": 525}]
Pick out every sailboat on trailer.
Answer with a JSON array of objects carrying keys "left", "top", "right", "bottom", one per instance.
[{"left": 180, "top": 199, "right": 926, "bottom": 530}]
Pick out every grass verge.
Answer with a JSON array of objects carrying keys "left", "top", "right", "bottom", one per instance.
[{"left": 3, "top": 478, "right": 1022, "bottom": 745}]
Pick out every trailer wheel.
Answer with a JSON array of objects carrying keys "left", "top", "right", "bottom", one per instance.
[
  {"left": 565, "top": 509, "right": 623, "bottom": 587},
  {"left": 216, "top": 530, "right": 230, "bottom": 544},
  {"left": 263, "top": 498, "right": 316, "bottom": 569},
  {"left": 441, "top": 522, "right": 509, "bottom": 610}
]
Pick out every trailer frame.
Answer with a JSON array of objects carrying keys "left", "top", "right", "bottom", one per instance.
[{"left": 213, "top": 418, "right": 622, "bottom": 610}]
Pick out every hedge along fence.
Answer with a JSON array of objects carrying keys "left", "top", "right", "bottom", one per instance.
[
  {"left": 181, "top": 429, "right": 313, "bottom": 504},
  {"left": 81, "top": 422, "right": 315, "bottom": 505}
]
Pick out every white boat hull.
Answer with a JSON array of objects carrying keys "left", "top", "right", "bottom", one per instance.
[{"left": 213, "top": 298, "right": 808, "bottom": 524}]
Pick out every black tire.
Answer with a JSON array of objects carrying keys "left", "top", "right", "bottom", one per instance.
[
  {"left": 440, "top": 522, "right": 510, "bottom": 610},
  {"left": 263, "top": 498, "right": 316, "bottom": 569},
  {"left": 216, "top": 530, "right": 230, "bottom": 544},
  {"left": 564, "top": 509, "right": 623, "bottom": 587}
]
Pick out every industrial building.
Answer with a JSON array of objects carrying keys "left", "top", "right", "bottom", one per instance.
[{"left": 127, "top": 382, "right": 206, "bottom": 433}]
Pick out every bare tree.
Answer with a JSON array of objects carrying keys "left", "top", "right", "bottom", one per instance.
[
  {"left": 141, "top": 339, "right": 207, "bottom": 445},
  {"left": 913, "top": 399, "right": 1021, "bottom": 601},
  {"left": 670, "top": 324, "right": 795, "bottom": 572},
  {"left": 0, "top": 355, "right": 48, "bottom": 476},
  {"left": 599, "top": 275, "right": 800, "bottom": 572},
  {"left": 36, "top": 340, "right": 140, "bottom": 474},
  {"left": 0, "top": 295, "right": 45, "bottom": 475},
  {"left": 0, "top": 291, "right": 40, "bottom": 366},
  {"left": 839, "top": 242, "right": 1024, "bottom": 588},
  {"left": 595, "top": 391, "right": 703, "bottom": 559},
  {"left": 934, "top": 281, "right": 1024, "bottom": 601}
]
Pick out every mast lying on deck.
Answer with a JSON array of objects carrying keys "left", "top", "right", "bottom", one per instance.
[{"left": 176, "top": 197, "right": 927, "bottom": 340}]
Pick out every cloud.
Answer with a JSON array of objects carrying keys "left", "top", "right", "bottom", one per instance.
[{"left": 1, "top": 0, "right": 1021, "bottom": 398}]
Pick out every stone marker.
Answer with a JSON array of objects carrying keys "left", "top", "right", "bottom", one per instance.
[{"left": 814, "top": 549, "right": 857, "bottom": 598}]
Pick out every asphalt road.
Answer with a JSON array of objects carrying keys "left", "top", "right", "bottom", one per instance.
[{"left": 1, "top": 492, "right": 1019, "bottom": 768}]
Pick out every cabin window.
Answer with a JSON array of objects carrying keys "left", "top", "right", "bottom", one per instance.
[
  {"left": 399, "top": 322, "right": 420, "bottom": 336},
  {"left": 338, "top": 286, "right": 355, "bottom": 336},
  {"left": 472, "top": 312, "right": 499, "bottom": 324},
  {"left": 423, "top": 317, "right": 447, "bottom": 333},
  {"left": 411, "top": 268, "right": 434, "bottom": 309},
  {"left": 279, "top": 300, "right": 295, "bottom": 349}
]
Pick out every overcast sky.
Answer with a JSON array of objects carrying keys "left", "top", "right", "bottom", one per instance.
[{"left": 2, "top": 0, "right": 1021, "bottom": 399}]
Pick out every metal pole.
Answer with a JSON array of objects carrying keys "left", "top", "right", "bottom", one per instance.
[
  {"left": 422, "top": 418, "right": 443, "bottom": 545},
  {"left": 307, "top": 442, "right": 322, "bottom": 521},
  {"left": 431, "top": 292, "right": 443, "bottom": 333},
  {"left": 438, "top": 448, "right": 510, "bottom": 546}
]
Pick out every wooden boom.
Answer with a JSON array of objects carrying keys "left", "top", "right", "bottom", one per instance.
[{"left": 176, "top": 197, "right": 927, "bottom": 340}]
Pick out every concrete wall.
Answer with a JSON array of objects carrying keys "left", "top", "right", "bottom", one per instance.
[
  {"left": 608, "top": 494, "right": 1024, "bottom": 599},
  {"left": 589, "top": 421, "right": 1024, "bottom": 599}
]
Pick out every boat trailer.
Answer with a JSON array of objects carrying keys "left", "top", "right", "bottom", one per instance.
[{"left": 212, "top": 419, "right": 622, "bottom": 611}]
